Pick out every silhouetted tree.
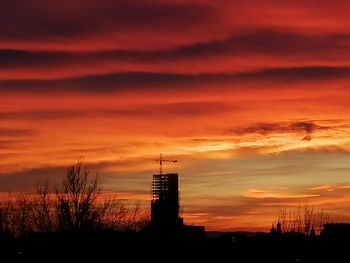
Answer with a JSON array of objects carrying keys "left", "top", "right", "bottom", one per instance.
[
  {"left": 0, "top": 159, "right": 150, "bottom": 237},
  {"left": 55, "top": 160, "right": 101, "bottom": 231},
  {"left": 0, "top": 194, "right": 35, "bottom": 237},
  {"left": 270, "top": 224, "right": 276, "bottom": 236},
  {"left": 276, "top": 220, "right": 282, "bottom": 235},
  {"left": 303, "top": 202, "right": 314, "bottom": 235},
  {"left": 310, "top": 226, "right": 316, "bottom": 238},
  {"left": 34, "top": 181, "right": 54, "bottom": 232},
  {"left": 0, "top": 196, "right": 13, "bottom": 235},
  {"left": 123, "top": 202, "right": 150, "bottom": 231},
  {"left": 278, "top": 203, "right": 331, "bottom": 235}
]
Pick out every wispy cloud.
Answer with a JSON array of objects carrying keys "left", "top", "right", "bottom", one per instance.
[
  {"left": 233, "top": 121, "right": 321, "bottom": 136},
  {"left": 0, "top": 128, "right": 37, "bottom": 137},
  {"left": 244, "top": 188, "right": 320, "bottom": 199}
]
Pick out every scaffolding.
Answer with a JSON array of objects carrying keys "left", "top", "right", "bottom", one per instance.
[{"left": 151, "top": 173, "right": 181, "bottom": 227}]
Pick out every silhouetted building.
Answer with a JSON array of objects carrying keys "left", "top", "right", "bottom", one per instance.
[
  {"left": 322, "top": 223, "right": 350, "bottom": 239},
  {"left": 151, "top": 173, "right": 183, "bottom": 229},
  {"left": 150, "top": 173, "right": 205, "bottom": 238}
]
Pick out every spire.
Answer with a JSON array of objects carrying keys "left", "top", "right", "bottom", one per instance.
[{"left": 276, "top": 220, "right": 282, "bottom": 235}]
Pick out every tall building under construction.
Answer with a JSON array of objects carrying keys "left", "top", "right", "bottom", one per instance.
[
  {"left": 151, "top": 173, "right": 183, "bottom": 229},
  {"left": 150, "top": 154, "right": 205, "bottom": 236}
]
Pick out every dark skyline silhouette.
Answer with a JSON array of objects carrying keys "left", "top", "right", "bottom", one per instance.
[{"left": 1, "top": 0, "right": 350, "bottom": 231}]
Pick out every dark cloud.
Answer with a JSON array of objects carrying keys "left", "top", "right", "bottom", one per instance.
[
  {"left": 0, "top": 0, "right": 213, "bottom": 41},
  {"left": 0, "top": 140, "right": 25, "bottom": 149},
  {"left": 0, "top": 159, "right": 140, "bottom": 192},
  {"left": 0, "top": 166, "right": 66, "bottom": 191},
  {"left": 0, "top": 128, "right": 37, "bottom": 137},
  {"left": 0, "top": 157, "right": 157, "bottom": 192},
  {"left": 247, "top": 66, "right": 350, "bottom": 81},
  {"left": 158, "top": 30, "right": 350, "bottom": 59},
  {"left": 0, "top": 72, "right": 205, "bottom": 93},
  {"left": 1, "top": 66, "right": 350, "bottom": 93},
  {"left": 0, "top": 101, "right": 234, "bottom": 121},
  {"left": 291, "top": 122, "right": 317, "bottom": 134},
  {"left": 232, "top": 121, "right": 326, "bottom": 138},
  {"left": 0, "top": 49, "right": 75, "bottom": 68},
  {"left": 302, "top": 135, "right": 313, "bottom": 141},
  {"left": 2, "top": 31, "right": 350, "bottom": 69}
]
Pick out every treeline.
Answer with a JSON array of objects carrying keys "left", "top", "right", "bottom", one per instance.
[
  {"left": 276, "top": 203, "right": 331, "bottom": 235},
  {"left": 0, "top": 160, "right": 149, "bottom": 237}
]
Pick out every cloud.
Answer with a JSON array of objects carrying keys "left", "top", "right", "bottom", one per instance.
[
  {"left": 0, "top": 1, "right": 212, "bottom": 37},
  {"left": 3, "top": 1, "right": 350, "bottom": 82},
  {"left": 2, "top": 66, "right": 350, "bottom": 93},
  {"left": 307, "top": 184, "right": 350, "bottom": 192},
  {"left": 154, "top": 30, "right": 350, "bottom": 59},
  {"left": 0, "top": 101, "right": 235, "bottom": 121},
  {"left": 2, "top": 30, "right": 350, "bottom": 65},
  {"left": 0, "top": 157, "right": 158, "bottom": 192},
  {"left": 0, "top": 140, "right": 26, "bottom": 150},
  {"left": 243, "top": 188, "right": 320, "bottom": 199},
  {"left": 0, "top": 128, "right": 37, "bottom": 137},
  {"left": 2, "top": 21, "right": 350, "bottom": 81},
  {"left": 302, "top": 135, "right": 312, "bottom": 141},
  {"left": 3, "top": 160, "right": 146, "bottom": 192},
  {"left": 0, "top": 0, "right": 217, "bottom": 51},
  {"left": 232, "top": 121, "right": 322, "bottom": 137},
  {"left": 0, "top": 165, "right": 67, "bottom": 192}
]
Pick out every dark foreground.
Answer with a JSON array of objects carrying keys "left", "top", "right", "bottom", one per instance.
[{"left": 0, "top": 229, "right": 349, "bottom": 263}]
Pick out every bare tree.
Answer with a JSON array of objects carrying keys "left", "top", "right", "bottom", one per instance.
[
  {"left": 55, "top": 160, "right": 101, "bottom": 230},
  {"left": 303, "top": 202, "right": 314, "bottom": 235},
  {"left": 95, "top": 196, "right": 128, "bottom": 230},
  {"left": 0, "top": 193, "right": 35, "bottom": 237},
  {"left": 278, "top": 203, "right": 331, "bottom": 235},
  {"left": 279, "top": 208, "right": 291, "bottom": 233},
  {"left": 95, "top": 198, "right": 150, "bottom": 232},
  {"left": 0, "top": 159, "right": 150, "bottom": 237},
  {"left": 0, "top": 196, "right": 13, "bottom": 235},
  {"left": 314, "top": 208, "right": 331, "bottom": 234},
  {"left": 33, "top": 181, "right": 54, "bottom": 232},
  {"left": 123, "top": 202, "right": 150, "bottom": 232}
]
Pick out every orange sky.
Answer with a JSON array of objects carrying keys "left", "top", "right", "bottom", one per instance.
[{"left": 1, "top": 0, "right": 350, "bottom": 231}]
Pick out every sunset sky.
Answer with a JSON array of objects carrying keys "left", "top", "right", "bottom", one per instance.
[{"left": 2, "top": 0, "right": 350, "bottom": 231}]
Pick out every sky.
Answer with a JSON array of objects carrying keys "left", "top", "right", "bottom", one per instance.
[{"left": 2, "top": 0, "right": 350, "bottom": 231}]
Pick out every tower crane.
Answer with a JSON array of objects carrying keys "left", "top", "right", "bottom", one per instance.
[{"left": 156, "top": 153, "right": 178, "bottom": 175}]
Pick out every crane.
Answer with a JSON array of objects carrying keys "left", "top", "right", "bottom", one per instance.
[{"left": 156, "top": 153, "right": 178, "bottom": 175}]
